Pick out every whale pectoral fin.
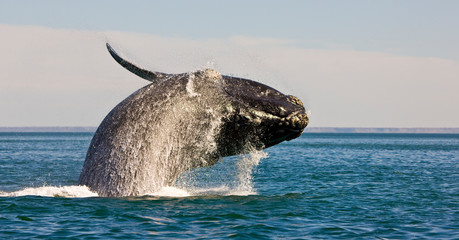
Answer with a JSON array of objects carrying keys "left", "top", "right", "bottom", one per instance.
[{"left": 106, "top": 43, "right": 168, "bottom": 82}]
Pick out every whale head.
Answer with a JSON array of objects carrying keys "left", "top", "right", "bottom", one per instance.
[{"left": 217, "top": 75, "right": 308, "bottom": 156}]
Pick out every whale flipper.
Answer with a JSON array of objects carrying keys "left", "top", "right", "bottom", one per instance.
[{"left": 106, "top": 43, "right": 169, "bottom": 82}]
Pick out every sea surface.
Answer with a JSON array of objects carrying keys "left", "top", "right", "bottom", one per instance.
[{"left": 0, "top": 132, "right": 458, "bottom": 239}]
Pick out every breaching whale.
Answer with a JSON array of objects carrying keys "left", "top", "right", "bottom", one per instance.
[{"left": 78, "top": 43, "right": 308, "bottom": 197}]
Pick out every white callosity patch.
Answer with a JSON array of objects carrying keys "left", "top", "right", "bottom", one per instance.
[{"left": 200, "top": 68, "right": 222, "bottom": 80}]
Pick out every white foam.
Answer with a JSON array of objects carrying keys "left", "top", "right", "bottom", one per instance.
[
  {"left": 0, "top": 185, "right": 98, "bottom": 198},
  {"left": 145, "top": 185, "right": 259, "bottom": 198},
  {"left": 0, "top": 184, "right": 261, "bottom": 198},
  {"left": 147, "top": 186, "right": 191, "bottom": 197},
  {"left": 189, "top": 186, "right": 258, "bottom": 196},
  {"left": 146, "top": 184, "right": 259, "bottom": 197}
]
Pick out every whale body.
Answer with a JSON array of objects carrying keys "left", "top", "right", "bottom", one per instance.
[{"left": 78, "top": 43, "right": 308, "bottom": 197}]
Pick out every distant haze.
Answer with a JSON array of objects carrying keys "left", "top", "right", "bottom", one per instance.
[{"left": 0, "top": 1, "right": 458, "bottom": 128}]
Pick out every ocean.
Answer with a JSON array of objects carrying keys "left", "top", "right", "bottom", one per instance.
[{"left": 0, "top": 132, "right": 457, "bottom": 239}]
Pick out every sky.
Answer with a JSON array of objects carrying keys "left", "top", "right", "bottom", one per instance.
[{"left": 0, "top": 0, "right": 458, "bottom": 127}]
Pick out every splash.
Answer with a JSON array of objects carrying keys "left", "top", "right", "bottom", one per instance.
[
  {"left": 175, "top": 149, "right": 268, "bottom": 196},
  {"left": 185, "top": 72, "right": 201, "bottom": 97},
  {"left": 147, "top": 186, "right": 191, "bottom": 197},
  {"left": 233, "top": 149, "right": 268, "bottom": 195}
]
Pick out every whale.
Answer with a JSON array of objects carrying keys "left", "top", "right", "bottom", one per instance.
[{"left": 78, "top": 43, "right": 308, "bottom": 197}]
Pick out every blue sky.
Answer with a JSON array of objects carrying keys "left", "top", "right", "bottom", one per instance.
[
  {"left": 0, "top": 1, "right": 458, "bottom": 127},
  {"left": 1, "top": 0, "right": 458, "bottom": 60}
]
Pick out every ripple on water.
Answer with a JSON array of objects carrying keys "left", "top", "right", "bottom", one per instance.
[{"left": 1, "top": 133, "right": 458, "bottom": 239}]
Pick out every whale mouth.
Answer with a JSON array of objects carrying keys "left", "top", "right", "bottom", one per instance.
[
  {"left": 264, "top": 112, "right": 308, "bottom": 147},
  {"left": 227, "top": 110, "right": 308, "bottom": 148}
]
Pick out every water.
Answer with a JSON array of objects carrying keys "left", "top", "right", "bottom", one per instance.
[{"left": 0, "top": 132, "right": 458, "bottom": 239}]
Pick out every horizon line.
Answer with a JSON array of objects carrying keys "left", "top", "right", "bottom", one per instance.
[{"left": 1, "top": 127, "right": 459, "bottom": 134}]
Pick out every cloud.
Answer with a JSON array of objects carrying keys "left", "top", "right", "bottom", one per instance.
[{"left": 1, "top": 24, "right": 458, "bottom": 127}]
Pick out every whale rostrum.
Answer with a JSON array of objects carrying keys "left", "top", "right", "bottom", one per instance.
[{"left": 78, "top": 43, "right": 308, "bottom": 197}]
